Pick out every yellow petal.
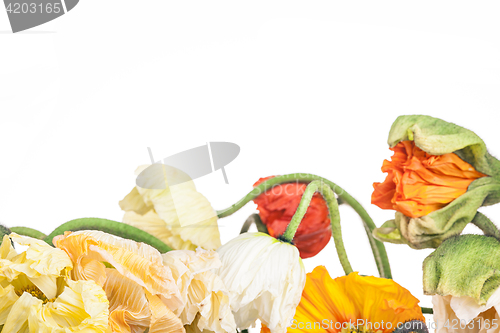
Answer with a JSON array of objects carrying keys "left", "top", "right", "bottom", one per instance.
[
  {"left": 119, "top": 187, "right": 154, "bottom": 216},
  {"left": 0, "top": 284, "right": 19, "bottom": 325},
  {"left": 2, "top": 292, "right": 41, "bottom": 332},
  {"left": 145, "top": 290, "right": 185, "bottom": 333},
  {"left": 121, "top": 165, "right": 221, "bottom": 250},
  {"left": 0, "top": 235, "right": 17, "bottom": 260},
  {"left": 37, "top": 279, "right": 109, "bottom": 332},
  {"left": 123, "top": 210, "right": 197, "bottom": 251},
  {"left": 54, "top": 230, "right": 183, "bottom": 310},
  {"left": 104, "top": 268, "right": 151, "bottom": 333},
  {"left": 1, "top": 233, "right": 72, "bottom": 283}
]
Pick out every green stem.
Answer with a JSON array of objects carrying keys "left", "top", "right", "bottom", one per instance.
[
  {"left": 472, "top": 212, "right": 500, "bottom": 238},
  {"left": 282, "top": 180, "right": 353, "bottom": 275},
  {"left": 240, "top": 214, "right": 268, "bottom": 234},
  {"left": 45, "top": 218, "right": 172, "bottom": 253},
  {"left": 421, "top": 307, "right": 433, "bottom": 314},
  {"left": 10, "top": 227, "right": 47, "bottom": 240},
  {"left": 217, "top": 173, "right": 392, "bottom": 279},
  {"left": 1, "top": 224, "right": 11, "bottom": 238}
]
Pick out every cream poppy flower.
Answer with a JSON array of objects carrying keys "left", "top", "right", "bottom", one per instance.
[
  {"left": 120, "top": 165, "right": 221, "bottom": 251},
  {"left": 162, "top": 248, "right": 236, "bottom": 333},
  {"left": 213, "top": 232, "right": 306, "bottom": 333},
  {"left": 0, "top": 233, "right": 109, "bottom": 332},
  {"left": 433, "top": 292, "right": 500, "bottom": 333},
  {"left": 54, "top": 230, "right": 184, "bottom": 333}
]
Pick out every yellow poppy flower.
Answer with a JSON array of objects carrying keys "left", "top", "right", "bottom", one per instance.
[
  {"left": 54, "top": 230, "right": 184, "bottom": 333},
  {"left": 120, "top": 165, "right": 221, "bottom": 251},
  {"left": 288, "top": 266, "right": 425, "bottom": 333},
  {"left": 0, "top": 233, "right": 109, "bottom": 332},
  {"left": 162, "top": 248, "right": 236, "bottom": 333}
]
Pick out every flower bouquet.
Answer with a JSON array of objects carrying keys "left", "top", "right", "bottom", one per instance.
[{"left": 2, "top": 115, "right": 500, "bottom": 333}]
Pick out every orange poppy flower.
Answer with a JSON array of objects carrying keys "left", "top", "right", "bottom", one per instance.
[
  {"left": 281, "top": 266, "right": 425, "bottom": 333},
  {"left": 372, "top": 140, "right": 486, "bottom": 218},
  {"left": 253, "top": 176, "right": 331, "bottom": 259}
]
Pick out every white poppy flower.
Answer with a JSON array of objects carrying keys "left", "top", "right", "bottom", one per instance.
[{"left": 213, "top": 232, "right": 306, "bottom": 333}]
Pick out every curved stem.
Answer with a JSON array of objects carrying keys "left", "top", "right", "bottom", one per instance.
[
  {"left": 217, "top": 173, "right": 392, "bottom": 279},
  {"left": 282, "top": 180, "right": 353, "bottom": 275},
  {"left": 10, "top": 227, "right": 47, "bottom": 240},
  {"left": 472, "top": 212, "right": 500, "bottom": 238},
  {"left": 280, "top": 181, "right": 320, "bottom": 242},
  {"left": 45, "top": 218, "right": 172, "bottom": 253},
  {"left": 1, "top": 224, "right": 11, "bottom": 238},
  {"left": 240, "top": 214, "right": 268, "bottom": 234}
]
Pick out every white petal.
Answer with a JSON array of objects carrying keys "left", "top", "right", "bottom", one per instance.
[
  {"left": 214, "top": 232, "right": 305, "bottom": 333},
  {"left": 450, "top": 287, "right": 500, "bottom": 323}
]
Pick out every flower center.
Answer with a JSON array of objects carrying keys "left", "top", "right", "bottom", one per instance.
[{"left": 15, "top": 285, "right": 55, "bottom": 304}]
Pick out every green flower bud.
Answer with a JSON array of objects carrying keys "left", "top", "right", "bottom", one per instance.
[{"left": 423, "top": 234, "right": 500, "bottom": 304}]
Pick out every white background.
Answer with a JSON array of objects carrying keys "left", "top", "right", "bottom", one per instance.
[{"left": 1, "top": 0, "right": 500, "bottom": 322}]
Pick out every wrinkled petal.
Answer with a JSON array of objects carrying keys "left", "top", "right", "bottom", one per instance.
[
  {"left": 214, "top": 232, "right": 305, "bottom": 333},
  {"left": 0, "top": 284, "right": 19, "bottom": 325},
  {"left": 35, "top": 279, "right": 109, "bottom": 332},
  {"left": 162, "top": 248, "right": 236, "bottom": 333},
  {"left": 433, "top": 294, "right": 500, "bottom": 333},
  {"left": 104, "top": 268, "right": 151, "bottom": 333},
  {"left": 2, "top": 292, "right": 41, "bottom": 332},
  {"left": 54, "top": 230, "right": 181, "bottom": 308},
  {"left": 290, "top": 266, "right": 424, "bottom": 333},
  {"left": 1, "top": 234, "right": 72, "bottom": 294},
  {"left": 120, "top": 165, "right": 221, "bottom": 250},
  {"left": 145, "top": 290, "right": 184, "bottom": 333},
  {"left": 372, "top": 141, "right": 485, "bottom": 218}
]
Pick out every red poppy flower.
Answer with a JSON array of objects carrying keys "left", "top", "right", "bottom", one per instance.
[{"left": 253, "top": 176, "right": 331, "bottom": 258}]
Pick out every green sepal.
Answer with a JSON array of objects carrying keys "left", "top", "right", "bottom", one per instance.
[
  {"left": 388, "top": 115, "right": 500, "bottom": 178},
  {"left": 423, "top": 234, "right": 500, "bottom": 305}
]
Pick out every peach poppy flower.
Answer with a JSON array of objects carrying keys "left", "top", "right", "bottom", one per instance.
[
  {"left": 372, "top": 140, "right": 486, "bottom": 218},
  {"left": 54, "top": 230, "right": 184, "bottom": 333},
  {"left": 286, "top": 266, "right": 425, "bottom": 333}
]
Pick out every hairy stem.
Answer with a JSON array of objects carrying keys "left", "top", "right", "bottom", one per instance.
[
  {"left": 281, "top": 180, "right": 353, "bottom": 275},
  {"left": 472, "top": 212, "right": 500, "bottom": 238},
  {"left": 10, "top": 227, "right": 47, "bottom": 240},
  {"left": 240, "top": 214, "right": 268, "bottom": 234},
  {"left": 217, "top": 173, "right": 392, "bottom": 278},
  {"left": 44, "top": 218, "right": 172, "bottom": 253}
]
